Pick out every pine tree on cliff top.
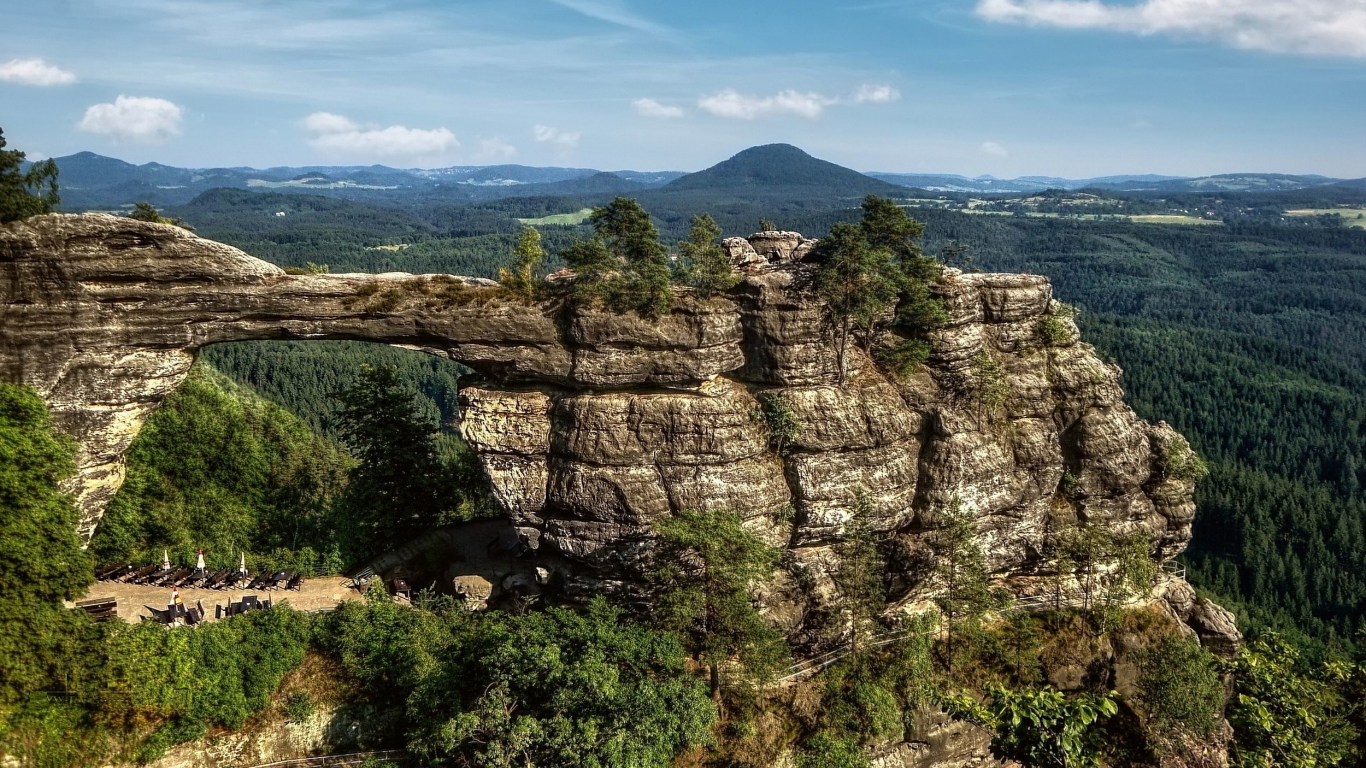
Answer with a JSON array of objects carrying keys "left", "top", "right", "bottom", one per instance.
[{"left": 561, "top": 197, "right": 672, "bottom": 316}]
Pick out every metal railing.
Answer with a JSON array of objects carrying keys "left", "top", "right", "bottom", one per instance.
[{"left": 238, "top": 749, "right": 409, "bottom": 768}]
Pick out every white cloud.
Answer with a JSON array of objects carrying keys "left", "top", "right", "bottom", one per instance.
[
  {"left": 852, "top": 84, "right": 900, "bottom": 103},
  {"left": 633, "top": 98, "right": 684, "bottom": 119},
  {"left": 980, "top": 141, "right": 1010, "bottom": 158},
  {"left": 975, "top": 0, "right": 1366, "bottom": 58},
  {"left": 303, "top": 112, "right": 458, "bottom": 161},
  {"left": 475, "top": 137, "right": 519, "bottom": 161},
  {"left": 545, "top": 0, "right": 667, "bottom": 34},
  {"left": 78, "top": 96, "right": 184, "bottom": 144},
  {"left": 697, "top": 89, "right": 836, "bottom": 120},
  {"left": 302, "top": 111, "right": 359, "bottom": 134},
  {"left": 0, "top": 58, "right": 76, "bottom": 86},
  {"left": 532, "top": 124, "right": 581, "bottom": 148}
]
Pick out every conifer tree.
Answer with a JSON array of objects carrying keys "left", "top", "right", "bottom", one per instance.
[
  {"left": 0, "top": 128, "right": 59, "bottom": 223},
  {"left": 332, "top": 365, "right": 445, "bottom": 560},
  {"left": 833, "top": 492, "right": 886, "bottom": 655},
  {"left": 678, "top": 213, "right": 738, "bottom": 297},
  {"left": 498, "top": 225, "right": 546, "bottom": 302},
  {"left": 651, "top": 508, "right": 787, "bottom": 699},
  {"left": 563, "top": 197, "right": 673, "bottom": 316},
  {"left": 931, "top": 498, "right": 996, "bottom": 663}
]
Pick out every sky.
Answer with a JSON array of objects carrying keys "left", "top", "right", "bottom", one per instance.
[{"left": 1, "top": 0, "right": 1364, "bottom": 178}]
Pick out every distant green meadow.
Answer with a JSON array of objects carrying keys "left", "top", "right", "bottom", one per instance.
[{"left": 518, "top": 208, "right": 595, "bottom": 226}]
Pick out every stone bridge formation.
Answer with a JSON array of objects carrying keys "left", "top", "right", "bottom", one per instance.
[{"left": 1, "top": 214, "right": 1198, "bottom": 601}]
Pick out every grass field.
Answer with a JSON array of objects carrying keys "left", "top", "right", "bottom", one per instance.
[
  {"left": 1285, "top": 208, "right": 1366, "bottom": 228},
  {"left": 1127, "top": 214, "right": 1221, "bottom": 226},
  {"left": 960, "top": 210, "right": 1219, "bottom": 225},
  {"left": 517, "top": 208, "right": 595, "bottom": 226}
]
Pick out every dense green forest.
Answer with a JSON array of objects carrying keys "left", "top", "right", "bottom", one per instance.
[
  {"left": 200, "top": 340, "right": 468, "bottom": 438},
  {"left": 90, "top": 360, "right": 493, "bottom": 572}
]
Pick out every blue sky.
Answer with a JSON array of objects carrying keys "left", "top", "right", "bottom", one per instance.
[{"left": 2, "top": 0, "right": 1364, "bottom": 177}]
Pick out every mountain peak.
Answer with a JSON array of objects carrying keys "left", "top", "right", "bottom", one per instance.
[{"left": 665, "top": 144, "right": 904, "bottom": 195}]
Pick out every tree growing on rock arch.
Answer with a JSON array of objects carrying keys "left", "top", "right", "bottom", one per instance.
[
  {"left": 814, "top": 195, "right": 945, "bottom": 383},
  {"left": 561, "top": 197, "right": 673, "bottom": 316}
]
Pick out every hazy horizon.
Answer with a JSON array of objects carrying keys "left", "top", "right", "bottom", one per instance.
[
  {"left": 4, "top": 0, "right": 1364, "bottom": 178},
  {"left": 27, "top": 145, "right": 1361, "bottom": 182}
]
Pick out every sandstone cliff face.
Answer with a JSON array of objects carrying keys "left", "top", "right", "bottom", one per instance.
[{"left": 1, "top": 214, "right": 1209, "bottom": 627}]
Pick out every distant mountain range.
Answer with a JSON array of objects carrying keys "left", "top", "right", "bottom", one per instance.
[
  {"left": 30, "top": 146, "right": 1366, "bottom": 210},
  {"left": 865, "top": 171, "right": 1366, "bottom": 194}
]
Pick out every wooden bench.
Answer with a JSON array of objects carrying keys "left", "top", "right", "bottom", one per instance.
[{"left": 74, "top": 596, "right": 118, "bottom": 622}]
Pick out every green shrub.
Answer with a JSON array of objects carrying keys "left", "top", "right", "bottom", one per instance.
[
  {"left": 877, "top": 337, "right": 932, "bottom": 379},
  {"left": 105, "top": 606, "right": 313, "bottom": 731},
  {"left": 282, "top": 691, "right": 316, "bottom": 724},
  {"left": 321, "top": 595, "right": 715, "bottom": 768},
  {"left": 1160, "top": 439, "right": 1209, "bottom": 483},
  {"left": 1133, "top": 634, "right": 1224, "bottom": 737},
  {"left": 758, "top": 395, "right": 803, "bottom": 456},
  {"left": 796, "top": 734, "right": 872, "bottom": 768},
  {"left": 946, "top": 685, "right": 1119, "bottom": 768},
  {"left": 1037, "top": 302, "right": 1078, "bottom": 347},
  {"left": 1227, "top": 635, "right": 1358, "bottom": 768},
  {"left": 134, "top": 717, "right": 207, "bottom": 763}
]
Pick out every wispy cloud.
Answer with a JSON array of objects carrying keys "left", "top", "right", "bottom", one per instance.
[
  {"left": 303, "top": 112, "right": 458, "bottom": 162},
  {"left": 545, "top": 0, "right": 667, "bottom": 35},
  {"left": 976, "top": 0, "right": 1366, "bottom": 58},
  {"left": 980, "top": 140, "right": 1009, "bottom": 158},
  {"left": 533, "top": 124, "right": 581, "bottom": 148},
  {"left": 852, "top": 83, "right": 900, "bottom": 103},
  {"left": 633, "top": 98, "right": 684, "bottom": 119},
  {"left": 696, "top": 83, "right": 901, "bottom": 120},
  {"left": 697, "top": 89, "right": 836, "bottom": 120},
  {"left": 78, "top": 96, "right": 183, "bottom": 144},
  {"left": 475, "top": 137, "right": 519, "bottom": 161},
  {"left": 0, "top": 58, "right": 77, "bottom": 86}
]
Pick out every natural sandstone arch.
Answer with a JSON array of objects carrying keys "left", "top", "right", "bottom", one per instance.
[
  {"left": 1, "top": 214, "right": 1197, "bottom": 595},
  {"left": 0, "top": 214, "right": 747, "bottom": 539}
]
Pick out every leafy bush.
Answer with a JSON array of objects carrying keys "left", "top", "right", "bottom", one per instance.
[
  {"left": 1227, "top": 635, "right": 1359, "bottom": 768},
  {"left": 795, "top": 734, "right": 872, "bottom": 768},
  {"left": 105, "top": 606, "right": 313, "bottom": 730},
  {"left": 282, "top": 692, "right": 316, "bottom": 724},
  {"left": 758, "top": 395, "right": 803, "bottom": 456},
  {"left": 1037, "top": 302, "right": 1078, "bottom": 347},
  {"left": 321, "top": 595, "right": 716, "bottom": 768},
  {"left": 1133, "top": 634, "right": 1224, "bottom": 738},
  {"left": 946, "top": 685, "right": 1119, "bottom": 768},
  {"left": 1160, "top": 438, "right": 1209, "bottom": 483}
]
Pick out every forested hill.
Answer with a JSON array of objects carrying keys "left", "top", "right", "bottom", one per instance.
[{"left": 665, "top": 143, "right": 905, "bottom": 196}]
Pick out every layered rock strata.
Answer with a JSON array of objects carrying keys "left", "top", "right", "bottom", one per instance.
[{"left": 2, "top": 214, "right": 1210, "bottom": 638}]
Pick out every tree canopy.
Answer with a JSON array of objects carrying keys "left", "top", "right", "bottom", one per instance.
[{"left": 0, "top": 128, "right": 59, "bottom": 223}]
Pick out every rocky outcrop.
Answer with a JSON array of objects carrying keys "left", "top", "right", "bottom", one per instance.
[{"left": 1, "top": 213, "right": 1202, "bottom": 614}]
